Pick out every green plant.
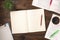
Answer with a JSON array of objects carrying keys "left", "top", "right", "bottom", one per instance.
[{"left": 4, "top": 0, "right": 13, "bottom": 10}]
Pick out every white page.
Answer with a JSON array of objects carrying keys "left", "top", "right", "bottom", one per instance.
[
  {"left": 27, "top": 9, "right": 46, "bottom": 32},
  {"left": 0, "top": 23, "right": 14, "bottom": 40},
  {"left": 10, "top": 10, "right": 28, "bottom": 34},
  {"left": 50, "top": 0, "right": 60, "bottom": 14},
  {"left": 32, "top": 0, "right": 50, "bottom": 10},
  {"left": 32, "top": 0, "right": 60, "bottom": 14},
  {"left": 45, "top": 14, "right": 60, "bottom": 39}
]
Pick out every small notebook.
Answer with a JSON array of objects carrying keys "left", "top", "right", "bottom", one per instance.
[
  {"left": 10, "top": 9, "right": 46, "bottom": 34},
  {"left": 45, "top": 14, "right": 60, "bottom": 39},
  {"left": 0, "top": 23, "right": 14, "bottom": 40}
]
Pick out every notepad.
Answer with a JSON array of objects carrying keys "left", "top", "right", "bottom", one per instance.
[
  {"left": 45, "top": 14, "right": 60, "bottom": 39},
  {"left": 0, "top": 23, "right": 14, "bottom": 40},
  {"left": 10, "top": 9, "right": 46, "bottom": 34},
  {"left": 32, "top": 0, "right": 60, "bottom": 14}
]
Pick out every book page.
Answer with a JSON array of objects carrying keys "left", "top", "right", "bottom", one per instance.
[
  {"left": 32, "top": 0, "right": 50, "bottom": 10},
  {"left": 27, "top": 9, "right": 46, "bottom": 32},
  {"left": 0, "top": 23, "right": 13, "bottom": 40},
  {"left": 10, "top": 10, "right": 28, "bottom": 34},
  {"left": 50, "top": 0, "right": 60, "bottom": 13}
]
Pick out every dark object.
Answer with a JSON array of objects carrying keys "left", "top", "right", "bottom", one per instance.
[{"left": 52, "top": 17, "right": 59, "bottom": 25}]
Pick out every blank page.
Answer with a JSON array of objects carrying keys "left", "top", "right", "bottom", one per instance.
[
  {"left": 10, "top": 10, "right": 28, "bottom": 34},
  {"left": 27, "top": 9, "right": 46, "bottom": 32}
]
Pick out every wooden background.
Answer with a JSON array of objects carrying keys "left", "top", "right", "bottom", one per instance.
[{"left": 0, "top": 0, "right": 60, "bottom": 40}]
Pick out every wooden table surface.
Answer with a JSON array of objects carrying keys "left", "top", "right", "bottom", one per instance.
[{"left": 0, "top": 0, "right": 60, "bottom": 40}]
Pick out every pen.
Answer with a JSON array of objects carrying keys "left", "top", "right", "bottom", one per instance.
[
  {"left": 50, "top": 0, "right": 53, "bottom": 6},
  {"left": 50, "top": 30, "right": 60, "bottom": 38},
  {"left": 40, "top": 15, "right": 42, "bottom": 26}
]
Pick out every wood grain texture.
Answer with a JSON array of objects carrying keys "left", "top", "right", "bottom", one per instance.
[{"left": 0, "top": 0, "right": 59, "bottom": 40}]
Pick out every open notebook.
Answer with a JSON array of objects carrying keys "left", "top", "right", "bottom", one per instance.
[
  {"left": 32, "top": 0, "right": 60, "bottom": 14},
  {"left": 10, "top": 9, "right": 46, "bottom": 34}
]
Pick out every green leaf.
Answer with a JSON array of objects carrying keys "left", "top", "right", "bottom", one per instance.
[{"left": 4, "top": 0, "right": 13, "bottom": 10}]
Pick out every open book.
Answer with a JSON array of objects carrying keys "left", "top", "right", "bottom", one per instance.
[{"left": 10, "top": 9, "right": 46, "bottom": 34}]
